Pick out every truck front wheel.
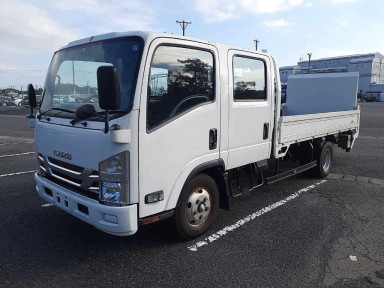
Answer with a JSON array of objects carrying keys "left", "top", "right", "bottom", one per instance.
[
  {"left": 314, "top": 141, "right": 333, "bottom": 178},
  {"left": 174, "top": 173, "right": 219, "bottom": 240}
]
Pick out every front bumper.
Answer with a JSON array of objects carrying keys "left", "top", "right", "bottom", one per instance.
[{"left": 35, "top": 173, "right": 138, "bottom": 236}]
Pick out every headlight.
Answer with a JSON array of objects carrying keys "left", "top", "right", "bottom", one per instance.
[{"left": 99, "top": 151, "right": 130, "bottom": 205}]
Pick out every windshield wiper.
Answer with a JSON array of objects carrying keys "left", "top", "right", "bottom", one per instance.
[
  {"left": 69, "top": 104, "right": 103, "bottom": 126},
  {"left": 69, "top": 109, "right": 126, "bottom": 126},
  {"left": 37, "top": 108, "right": 75, "bottom": 120},
  {"left": 70, "top": 113, "right": 104, "bottom": 126}
]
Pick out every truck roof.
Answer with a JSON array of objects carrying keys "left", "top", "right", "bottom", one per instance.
[{"left": 60, "top": 30, "right": 270, "bottom": 58}]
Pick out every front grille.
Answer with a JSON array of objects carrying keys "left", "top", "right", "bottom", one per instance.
[
  {"left": 48, "top": 156, "right": 83, "bottom": 173},
  {"left": 38, "top": 154, "right": 99, "bottom": 199}
]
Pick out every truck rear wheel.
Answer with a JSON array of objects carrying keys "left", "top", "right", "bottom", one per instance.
[
  {"left": 174, "top": 173, "right": 219, "bottom": 240},
  {"left": 314, "top": 141, "right": 333, "bottom": 178}
]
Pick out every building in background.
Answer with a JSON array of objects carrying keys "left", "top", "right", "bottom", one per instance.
[
  {"left": 280, "top": 65, "right": 300, "bottom": 84},
  {"left": 3, "top": 88, "right": 19, "bottom": 97},
  {"left": 280, "top": 52, "right": 384, "bottom": 94}
]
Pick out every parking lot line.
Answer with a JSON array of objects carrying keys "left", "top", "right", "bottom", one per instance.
[
  {"left": 41, "top": 203, "right": 53, "bottom": 207},
  {"left": 0, "top": 114, "right": 27, "bottom": 118},
  {"left": 0, "top": 151, "right": 34, "bottom": 158},
  {"left": 0, "top": 170, "right": 37, "bottom": 178},
  {"left": 0, "top": 141, "right": 33, "bottom": 146},
  {"left": 187, "top": 180, "right": 327, "bottom": 252}
]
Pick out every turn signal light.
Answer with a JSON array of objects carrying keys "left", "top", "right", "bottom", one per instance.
[
  {"left": 144, "top": 216, "right": 160, "bottom": 224},
  {"left": 145, "top": 191, "right": 164, "bottom": 204}
]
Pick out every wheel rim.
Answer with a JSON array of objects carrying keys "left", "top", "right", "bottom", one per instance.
[
  {"left": 185, "top": 187, "right": 211, "bottom": 226},
  {"left": 323, "top": 149, "right": 331, "bottom": 172}
]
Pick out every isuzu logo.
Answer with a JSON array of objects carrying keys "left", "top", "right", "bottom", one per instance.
[{"left": 54, "top": 150, "right": 72, "bottom": 160}]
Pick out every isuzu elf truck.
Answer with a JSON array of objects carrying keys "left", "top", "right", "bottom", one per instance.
[{"left": 27, "top": 31, "right": 360, "bottom": 239}]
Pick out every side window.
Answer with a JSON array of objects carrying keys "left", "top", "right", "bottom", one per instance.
[
  {"left": 233, "top": 56, "right": 266, "bottom": 101},
  {"left": 147, "top": 46, "right": 214, "bottom": 129}
]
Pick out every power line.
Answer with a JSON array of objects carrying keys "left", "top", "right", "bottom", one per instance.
[{"left": 176, "top": 20, "right": 192, "bottom": 36}]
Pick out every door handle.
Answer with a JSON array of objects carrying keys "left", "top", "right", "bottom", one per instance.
[
  {"left": 263, "top": 123, "right": 269, "bottom": 140},
  {"left": 209, "top": 129, "right": 217, "bottom": 150}
]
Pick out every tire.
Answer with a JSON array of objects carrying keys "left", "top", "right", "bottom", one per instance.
[
  {"left": 174, "top": 173, "right": 219, "bottom": 240},
  {"left": 313, "top": 142, "right": 333, "bottom": 178}
]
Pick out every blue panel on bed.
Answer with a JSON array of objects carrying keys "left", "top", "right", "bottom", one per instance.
[{"left": 284, "top": 72, "right": 358, "bottom": 116}]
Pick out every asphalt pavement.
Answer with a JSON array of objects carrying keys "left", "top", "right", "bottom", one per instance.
[{"left": 0, "top": 103, "right": 384, "bottom": 288}]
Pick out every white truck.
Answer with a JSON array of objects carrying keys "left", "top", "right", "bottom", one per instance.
[{"left": 27, "top": 31, "right": 360, "bottom": 240}]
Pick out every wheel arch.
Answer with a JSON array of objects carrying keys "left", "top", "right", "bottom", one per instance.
[{"left": 180, "top": 159, "right": 229, "bottom": 211}]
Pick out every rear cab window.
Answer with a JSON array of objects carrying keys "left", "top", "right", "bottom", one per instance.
[{"left": 233, "top": 56, "right": 267, "bottom": 101}]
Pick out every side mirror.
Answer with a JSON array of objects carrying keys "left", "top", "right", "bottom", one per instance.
[
  {"left": 28, "top": 83, "right": 37, "bottom": 108},
  {"left": 27, "top": 83, "right": 36, "bottom": 118},
  {"left": 97, "top": 66, "right": 121, "bottom": 133},
  {"left": 97, "top": 66, "right": 121, "bottom": 111}
]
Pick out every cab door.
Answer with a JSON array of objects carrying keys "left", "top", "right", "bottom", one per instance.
[
  {"left": 138, "top": 38, "right": 221, "bottom": 218},
  {"left": 227, "top": 50, "right": 273, "bottom": 169}
]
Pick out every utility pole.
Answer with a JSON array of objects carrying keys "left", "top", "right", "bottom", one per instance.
[
  {"left": 253, "top": 39, "right": 260, "bottom": 51},
  {"left": 307, "top": 53, "right": 312, "bottom": 73},
  {"left": 176, "top": 20, "right": 192, "bottom": 36}
]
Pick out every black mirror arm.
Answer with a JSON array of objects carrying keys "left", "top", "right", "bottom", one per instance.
[
  {"left": 26, "top": 106, "right": 34, "bottom": 119},
  {"left": 104, "top": 110, "right": 109, "bottom": 133}
]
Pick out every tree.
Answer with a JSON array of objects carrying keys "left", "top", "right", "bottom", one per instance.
[{"left": 167, "top": 58, "right": 213, "bottom": 96}]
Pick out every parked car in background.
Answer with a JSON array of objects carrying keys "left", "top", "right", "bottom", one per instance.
[
  {"left": 365, "top": 91, "right": 383, "bottom": 102},
  {"left": 365, "top": 95, "right": 378, "bottom": 102},
  {"left": 0, "top": 98, "right": 10, "bottom": 107},
  {"left": 22, "top": 95, "right": 42, "bottom": 106},
  {"left": 11, "top": 96, "right": 23, "bottom": 106},
  {"left": 21, "top": 96, "right": 29, "bottom": 106},
  {"left": 0, "top": 96, "right": 15, "bottom": 107}
]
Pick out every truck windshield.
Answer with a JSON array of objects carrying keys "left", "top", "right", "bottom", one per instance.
[{"left": 41, "top": 37, "right": 143, "bottom": 118}]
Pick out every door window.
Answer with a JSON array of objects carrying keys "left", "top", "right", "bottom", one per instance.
[
  {"left": 233, "top": 56, "right": 266, "bottom": 101},
  {"left": 147, "top": 46, "right": 214, "bottom": 129}
]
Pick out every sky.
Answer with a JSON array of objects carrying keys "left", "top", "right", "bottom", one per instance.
[{"left": 0, "top": 0, "right": 383, "bottom": 89}]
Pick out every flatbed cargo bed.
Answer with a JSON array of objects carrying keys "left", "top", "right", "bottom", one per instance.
[{"left": 278, "top": 109, "right": 360, "bottom": 146}]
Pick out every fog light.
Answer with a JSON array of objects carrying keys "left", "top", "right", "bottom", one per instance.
[
  {"left": 145, "top": 191, "right": 164, "bottom": 204},
  {"left": 104, "top": 214, "right": 118, "bottom": 224}
]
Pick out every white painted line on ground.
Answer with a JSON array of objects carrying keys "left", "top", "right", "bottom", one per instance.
[
  {"left": 0, "top": 136, "right": 33, "bottom": 141},
  {"left": 0, "top": 170, "right": 37, "bottom": 178},
  {"left": 0, "top": 151, "right": 34, "bottom": 158},
  {"left": 0, "top": 114, "right": 27, "bottom": 118},
  {"left": 187, "top": 180, "right": 327, "bottom": 252},
  {"left": 0, "top": 141, "right": 33, "bottom": 146},
  {"left": 359, "top": 136, "right": 384, "bottom": 141},
  {"left": 41, "top": 203, "right": 53, "bottom": 208}
]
